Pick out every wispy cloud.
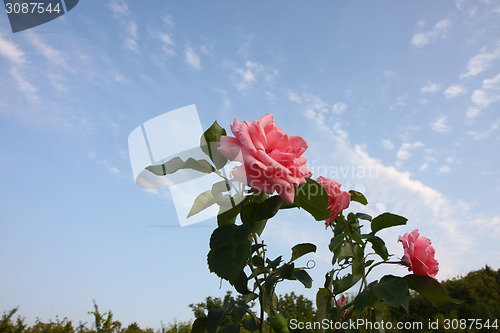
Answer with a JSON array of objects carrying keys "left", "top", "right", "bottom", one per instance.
[
  {"left": 231, "top": 61, "right": 278, "bottom": 92},
  {"left": 470, "top": 73, "right": 500, "bottom": 110},
  {"left": 0, "top": 34, "right": 26, "bottom": 64},
  {"left": 461, "top": 46, "right": 500, "bottom": 78},
  {"left": 396, "top": 142, "right": 424, "bottom": 160},
  {"left": 411, "top": 19, "right": 452, "bottom": 48},
  {"left": 109, "top": 0, "right": 139, "bottom": 53},
  {"left": 421, "top": 82, "right": 442, "bottom": 93},
  {"left": 430, "top": 116, "right": 451, "bottom": 133},
  {"left": 444, "top": 85, "right": 467, "bottom": 98},
  {"left": 467, "top": 118, "right": 500, "bottom": 140},
  {"left": 438, "top": 165, "right": 451, "bottom": 174},
  {"left": 9, "top": 67, "right": 39, "bottom": 103},
  {"left": 88, "top": 152, "right": 122, "bottom": 177},
  {"left": 24, "top": 31, "right": 73, "bottom": 92},
  {"left": 381, "top": 139, "right": 394, "bottom": 150},
  {"left": 184, "top": 44, "right": 201, "bottom": 70},
  {"left": 332, "top": 102, "right": 347, "bottom": 114}
]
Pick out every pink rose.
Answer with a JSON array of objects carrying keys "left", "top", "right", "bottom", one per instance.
[
  {"left": 316, "top": 176, "right": 350, "bottom": 227},
  {"left": 218, "top": 113, "right": 312, "bottom": 203},
  {"left": 398, "top": 229, "right": 439, "bottom": 279},
  {"left": 335, "top": 294, "right": 346, "bottom": 308},
  {"left": 335, "top": 294, "right": 347, "bottom": 317}
]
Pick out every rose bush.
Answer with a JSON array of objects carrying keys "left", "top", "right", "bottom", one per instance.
[
  {"left": 399, "top": 229, "right": 439, "bottom": 279},
  {"left": 316, "top": 176, "right": 351, "bottom": 227},
  {"left": 145, "top": 111, "right": 458, "bottom": 333},
  {"left": 218, "top": 113, "right": 312, "bottom": 203}
]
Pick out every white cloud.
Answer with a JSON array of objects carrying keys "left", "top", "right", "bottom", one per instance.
[
  {"left": 431, "top": 116, "right": 451, "bottom": 133},
  {"left": 411, "top": 19, "right": 452, "bottom": 48},
  {"left": 109, "top": 0, "right": 139, "bottom": 53},
  {"left": 466, "top": 72, "right": 500, "bottom": 122},
  {"left": 124, "top": 21, "right": 139, "bottom": 53},
  {"left": 184, "top": 44, "right": 201, "bottom": 70},
  {"left": 232, "top": 61, "right": 277, "bottom": 92},
  {"left": 438, "top": 165, "right": 451, "bottom": 174},
  {"left": 0, "top": 34, "right": 26, "bottom": 64},
  {"left": 109, "top": 0, "right": 129, "bottom": 16},
  {"left": 381, "top": 139, "right": 394, "bottom": 150},
  {"left": 10, "top": 67, "right": 39, "bottom": 103},
  {"left": 287, "top": 90, "right": 303, "bottom": 103},
  {"left": 88, "top": 152, "right": 121, "bottom": 177},
  {"left": 162, "top": 14, "right": 175, "bottom": 29},
  {"left": 467, "top": 118, "right": 500, "bottom": 140},
  {"left": 389, "top": 94, "right": 408, "bottom": 110},
  {"left": 444, "top": 85, "right": 467, "bottom": 98},
  {"left": 411, "top": 33, "right": 429, "bottom": 47},
  {"left": 397, "top": 142, "right": 424, "bottom": 160},
  {"left": 332, "top": 102, "right": 347, "bottom": 114},
  {"left": 421, "top": 82, "right": 442, "bottom": 93},
  {"left": 483, "top": 72, "right": 500, "bottom": 89},
  {"left": 465, "top": 107, "right": 481, "bottom": 119},
  {"left": 461, "top": 46, "right": 500, "bottom": 78},
  {"left": 472, "top": 215, "right": 500, "bottom": 238},
  {"left": 156, "top": 32, "right": 176, "bottom": 57}
]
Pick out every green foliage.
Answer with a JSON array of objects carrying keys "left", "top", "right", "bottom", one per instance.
[
  {"left": 207, "top": 223, "right": 253, "bottom": 282},
  {"left": 146, "top": 157, "right": 214, "bottom": 176},
  {"left": 200, "top": 121, "right": 227, "bottom": 170},
  {"left": 293, "top": 179, "right": 330, "bottom": 221}
]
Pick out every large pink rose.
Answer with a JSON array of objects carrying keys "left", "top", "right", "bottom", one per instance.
[
  {"left": 218, "top": 113, "right": 312, "bottom": 203},
  {"left": 316, "top": 176, "right": 350, "bottom": 227},
  {"left": 398, "top": 229, "right": 439, "bottom": 279}
]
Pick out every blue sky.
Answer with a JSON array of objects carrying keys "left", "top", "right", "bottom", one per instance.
[{"left": 1, "top": 0, "right": 500, "bottom": 328}]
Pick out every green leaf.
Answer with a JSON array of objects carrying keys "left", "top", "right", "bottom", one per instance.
[
  {"left": 187, "top": 190, "right": 217, "bottom": 218},
  {"left": 218, "top": 323, "right": 240, "bottom": 333},
  {"left": 241, "top": 195, "right": 284, "bottom": 223},
  {"left": 252, "top": 255, "right": 265, "bottom": 267},
  {"left": 404, "top": 274, "right": 462, "bottom": 307},
  {"left": 294, "top": 269, "right": 313, "bottom": 288},
  {"left": 231, "top": 305, "right": 248, "bottom": 322},
  {"left": 371, "top": 212, "right": 407, "bottom": 234},
  {"left": 146, "top": 157, "right": 214, "bottom": 175},
  {"left": 337, "top": 242, "right": 364, "bottom": 262},
  {"left": 316, "top": 288, "right": 332, "bottom": 320},
  {"left": 240, "top": 195, "right": 283, "bottom": 235},
  {"left": 367, "top": 236, "right": 390, "bottom": 260},
  {"left": 349, "top": 190, "right": 368, "bottom": 205},
  {"left": 354, "top": 290, "right": 370, "bottom": 311},
  {"left": 290, "top": 243, "right": 316, "bottom": 262},
  {"left": 245, "top": 292, "right": 259, "bottom": 304},
  {"left": 242, "top": 317, "right": 259, "bottom": 332},
  {"left": 372, "top": 275, "right": 409, "bottom": 308},
  {"left": 279, "top": 263, "right": 295, "bottom": 280},
  {"left": 355, "top": 212, "right": 372, "bottom": 221},
  {"left": 334, "top": 273, "right": 362, "bottom": 294},
  {"left": 206, "top": 308, "right": 226, "bottom": 333},
  {"left": 270, "top": 310, "right": 289, "bottom": 333},
  {"left": 266, "top": 256, "right": 282, "bottom": 270},
  {"left": 207, "top": 223, "right": 252, "bottom": 282},
  {"left": 200, "top": 121, "right": 227, "bottom": 170},
  {"left": 329, "top": 234, "right": 344, "bottom": 252},
  {"left": 294, "top": 178, "right": 330, "bottom": 221},
  {"left": 233, "top": 270, "right": 250, "bottom": 295},
  {"left": 191, "top": 317, "right": 207, "bottom": 333},
  {"left": 216, "top": 201, "right": 243, "bottom": 227}
]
